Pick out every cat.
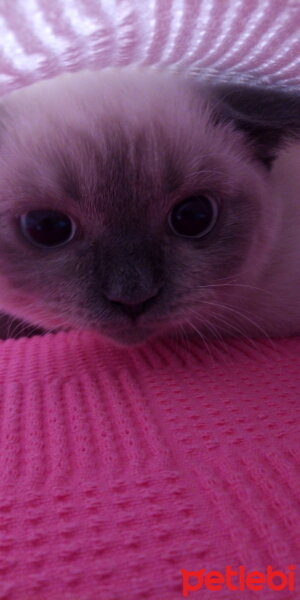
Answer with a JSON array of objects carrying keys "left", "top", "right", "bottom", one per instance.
[{"left": 0, "top": 67, "right": 299, "bottom": 346}]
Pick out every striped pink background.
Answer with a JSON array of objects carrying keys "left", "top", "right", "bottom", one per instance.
[{"left": 0, "top": 0, "right": 299, "bottom": 96}]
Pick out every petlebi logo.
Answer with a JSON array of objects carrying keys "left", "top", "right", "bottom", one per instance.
[{"left": 181, "top": 565, "right": 296, "bottom": 596}]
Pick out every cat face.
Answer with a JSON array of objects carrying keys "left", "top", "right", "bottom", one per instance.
[{"left": 0, "top": 69, "right": 281, "bottom": 344}]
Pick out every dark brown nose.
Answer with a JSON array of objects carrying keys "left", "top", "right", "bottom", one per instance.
[{"left": 106, "top": 293, "right": 159, "bottom": 318}]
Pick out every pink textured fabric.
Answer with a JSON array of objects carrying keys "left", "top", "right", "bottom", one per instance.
[
  {"left": 0, "top": 0, "right": 299, "bottom": 97},
  {"left": 0, "top": 331, "right": 299, "bottom": 599}
]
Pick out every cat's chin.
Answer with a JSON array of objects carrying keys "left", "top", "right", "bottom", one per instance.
[{"left": 97, "top": 325, "right": 158, "bottom": 347}]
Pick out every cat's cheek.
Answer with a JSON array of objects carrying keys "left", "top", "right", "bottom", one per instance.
[
  {"left": 0, "top": 274, "right": 67, "bottom": 329},
  {"left": 0, "top": 274, "right": 29, "bottom": 313}
]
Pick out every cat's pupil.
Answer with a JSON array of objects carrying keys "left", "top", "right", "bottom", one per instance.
[
  {"left": 169, "top": 196, "right": 218, "bottom": 238},
  {"left": 20, "top": 210, "right": 75, "bottom": 247}
]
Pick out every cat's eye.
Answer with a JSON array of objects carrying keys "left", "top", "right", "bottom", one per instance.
[
  {"left": 19, "top": 210, "right": 76, "bottom": 248},
  {"left": 168, "top": 196, "right": 218, "bottom": 238}
]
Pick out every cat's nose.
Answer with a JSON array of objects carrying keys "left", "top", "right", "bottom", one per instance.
[{"left": 105, "top": 293, "right": 159, "bottom": 318}]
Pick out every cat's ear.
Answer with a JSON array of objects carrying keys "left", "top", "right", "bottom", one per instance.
[{"left": 208, "top": 83, "right": 300, "bottom": 168}]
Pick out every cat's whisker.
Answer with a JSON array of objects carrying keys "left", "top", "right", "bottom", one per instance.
[
  {"left": 175, "top": 323, "right": 190, "bottom": 353},
  {"left": 7, "top": 318, "right": 26, "bottom": 339},
  {"left": 195, "top": 299, "right": 267, "bottom": 335},
  {"left": 187, "top": 298, "right": 275, "bottom": 350},
  {"left": 43, "top": 326, "right": 61, "bottom": 335},
  {"left": 6, "top": 316, "right": 13, "bottom": 339},
  {"left": 191, "top": 281, "right": 275, "bottom": 297},
  {"left": 185, "top": 317, "right": 216, "bottom": 364},
  {"left": 212, "top": 314, "right": 277, "bottom": 357},
  {"left": 189, "top": 308, "right": 265, "bottom": 354},
  {"left": 186, "top": 309, "right": 230, "bottom": 355},
  {"left": 6, "top": 316, "right": 25, "bottom": 339}
]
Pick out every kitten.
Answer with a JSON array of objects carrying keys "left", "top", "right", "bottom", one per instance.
[{"left": 0, "top": 67, "right": 299, "bottom": 346}]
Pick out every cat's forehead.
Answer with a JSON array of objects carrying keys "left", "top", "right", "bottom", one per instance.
[
  {"left": 2, "top": 117, "right": 249, "bottom": 233},
  {"left": 1, "top": 73, "right": 254, "bottom": 222},
  {"left": 52, "top": 120, "right": 246, "bottom": 222},
  {"left": 0, "top": 119, "right": 181, "bottom": 219},
  {"left": 43, "top": 120, "right": 185, "bottom": 217}
]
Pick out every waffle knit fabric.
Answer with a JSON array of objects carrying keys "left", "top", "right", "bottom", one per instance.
[{"left": 0, "top": 330, "right": 299, "bottom": 600}]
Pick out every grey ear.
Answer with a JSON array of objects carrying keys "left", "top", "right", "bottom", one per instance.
[{"left": 208, "top": 83, "right": 300, "bottom": 168}]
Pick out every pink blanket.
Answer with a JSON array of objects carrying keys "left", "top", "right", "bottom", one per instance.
[
  {"left": 0, "top": 332, "right": 299, "bottom": 599},
  {"left": 0, "top": 1, "right": 299, "bottom": 598}
]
